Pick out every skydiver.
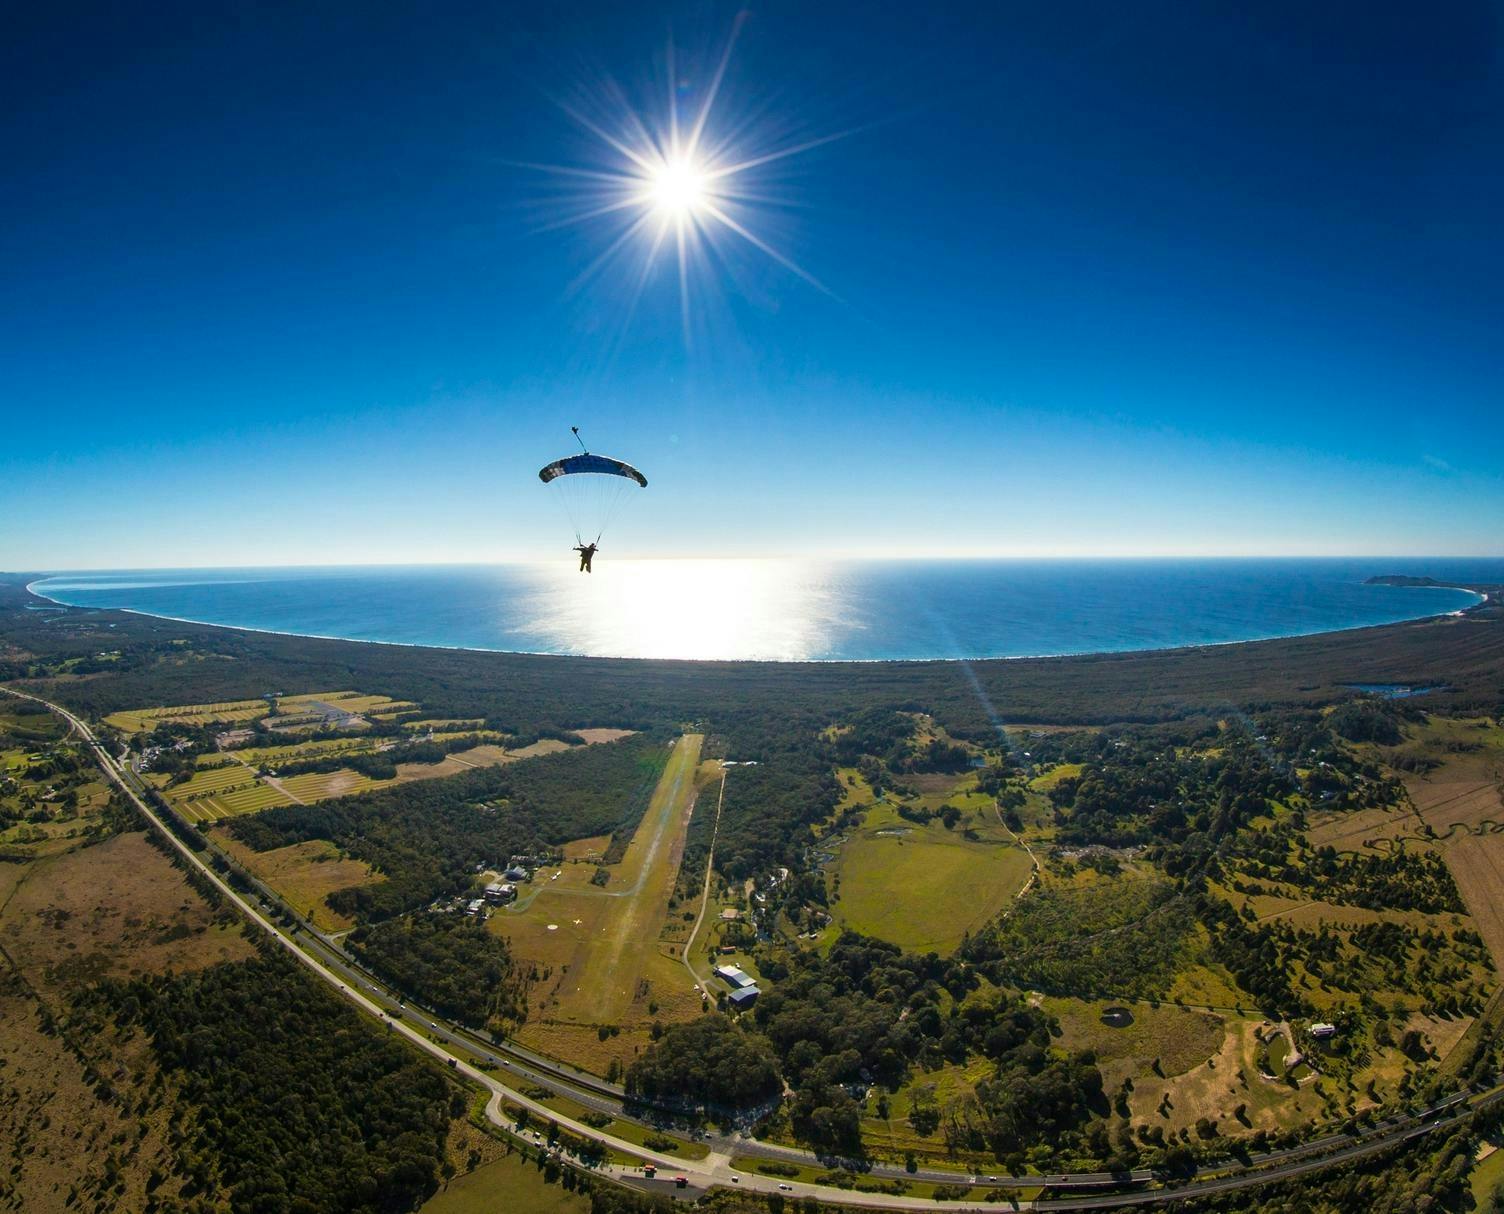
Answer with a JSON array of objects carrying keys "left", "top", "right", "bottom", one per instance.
[{"left": 575, "top": 542, "right": 598, "bottom": 573}]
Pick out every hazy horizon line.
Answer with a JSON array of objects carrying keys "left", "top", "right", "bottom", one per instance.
[{"left": 14, "top": 552, "right": 1504, "bottom": 577}]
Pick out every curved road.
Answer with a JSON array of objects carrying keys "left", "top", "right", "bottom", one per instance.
[{"left": 7, "top": 684, "right": 1498, "bottom": 1211}]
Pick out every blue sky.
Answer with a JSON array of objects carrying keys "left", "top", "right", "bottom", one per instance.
[{"left": 3, "top": 1, "right": 1502, "bottom": 569}]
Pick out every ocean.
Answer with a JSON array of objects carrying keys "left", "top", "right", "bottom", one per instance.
[{"left": 27, "top": 559, "right": 1495, "bottom": 663}]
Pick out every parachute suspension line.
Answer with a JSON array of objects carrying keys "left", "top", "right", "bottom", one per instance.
[{"left": 538, "top": 438, "right": 647, "bottom": 551}]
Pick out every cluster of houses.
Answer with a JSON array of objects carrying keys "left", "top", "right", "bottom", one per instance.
[
  {"left": 464, "top": 854, "right": 553, "bottom": 917},
  {"left": 714, "top": 964, "right": 761, "bottom": 1010},
  {"left": 133, "top": 738, "right": 195, "bottom": 773}
]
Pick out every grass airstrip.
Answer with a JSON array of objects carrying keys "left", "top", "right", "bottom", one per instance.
[{"left": 501, "top": 734, "right": 718, "bottom": 1076}]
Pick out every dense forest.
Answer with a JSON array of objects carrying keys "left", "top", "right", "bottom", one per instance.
[
  {"left": 349, "top": 913, "right": 529, "bottom": 1030},
  {"left": 625, "top": 1015, "right": 782, "bottom": 1111},
  {"left": 76, "top": 950, "right": 461, "bottom": 1213}
]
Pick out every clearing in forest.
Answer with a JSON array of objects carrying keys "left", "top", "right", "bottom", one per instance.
[
  {"left": 217, "top": 834, "right": 385, "bottom": 932},
  {"left": 826, "top": 775, "right": 1033, "bottom": 954}
]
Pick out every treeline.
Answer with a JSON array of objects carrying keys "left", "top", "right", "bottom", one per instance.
[
  {"left": 81, "top": 952, "right": 459, "bottom": 1213},
  {"left": 830, "top": 707, "right": 973, "bottom": 773},
  {"left": 228, "top": 732, "right": 667, "bottom": 921},
  {"left": 1032, "top": 710, "right": 1405, "bottom": 880},
  {"left": 348, "top": 913, "right": 529, "bottom": 1030},
  {"left": 0, "top": 698, "right": 68, "bottom": 745},
  {"left": 1038, "top": 718, "right": 1288, "bottom": 856}
]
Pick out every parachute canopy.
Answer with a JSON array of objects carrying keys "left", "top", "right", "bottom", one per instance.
[
  {"left": 538, "top": 447, "right": 647, "bottom": 546},
  {"left": 537, "top": 453, "right": 648, "bottom": 487}
]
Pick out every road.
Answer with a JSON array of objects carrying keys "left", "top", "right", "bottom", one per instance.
[
  {"left": 5, "top": 683, "right": 1499, "bottom": 1211},
  {"left": 680, "top": 768, "right": 728, "bottom": 991}
]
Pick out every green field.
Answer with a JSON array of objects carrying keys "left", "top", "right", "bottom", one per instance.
[
  {"left": 830, "top": 798, "right": 1034, "bottom": 954},
  {"left": 151, "top": 763, "right": 297, "bottom": 822},
  {"left": 1472, "top": 1143, "right": 1504, "bottom": 1209},
  {"left": 421, "top": 1149, "right": 587, "bottom": 1214},
  {"left": 507, "top": 736, "right": 710, "bottom": 1076},
  {"left": 1041, "top": 995, "right": 1226, "bottom": 1078},
  {"left": 1030, "top": 761, "right": 1083, "bottom": 792}
]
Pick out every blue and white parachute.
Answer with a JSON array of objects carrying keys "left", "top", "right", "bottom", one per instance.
[{"left": 538, "top": 432, "right": 647, "bottom": 545}]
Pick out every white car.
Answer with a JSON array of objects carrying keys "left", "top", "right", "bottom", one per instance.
[{"left": 778, "top": 1183, "right": 792, "bottom": 1191}]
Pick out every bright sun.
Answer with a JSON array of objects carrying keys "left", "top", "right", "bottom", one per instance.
[
  {"left": 644, "top": 157, "right": 707, "bottom": 218},
  {"left": 525, "top": 20, "right": 836, "bottom": 341}
]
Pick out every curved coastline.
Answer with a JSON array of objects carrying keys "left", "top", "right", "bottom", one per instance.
[{"left": 23, "top": 574, "right": 1489, "bottom": 668}]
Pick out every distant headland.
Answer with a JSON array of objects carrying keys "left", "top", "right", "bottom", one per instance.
[{"left": 1366, "top": 574, "right": 1499, "bottom": 608}]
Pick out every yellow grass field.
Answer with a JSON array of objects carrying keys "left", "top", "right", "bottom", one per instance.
[
  {"left": 217, "top": 834, "right": 384, "bottom": 931},
  {"left": 233, "top": 736, "right": 383, "bottom": 766},
  {"left": 105, "top": 690, "right": 417, "bottom": 736},
  {"left": 1030, "top": 762, "right": 1084, "bottom": 792},
  {"left": 1119, "top": 1015, "right": 1330, "bottom": 1137},
  {"left": 105, "top": 698, "right": 268, "bottom": 733},
  {"left": 562, "top": 833, "right": 612, "bottom": 861},
  {"left": 1444, "top": 835, "right": 1504, "bottom": 974},
  {"left": 0, "top": 832, "right": 254, "bottom": 994},
  {"left": 573, "top": 728, "right": 638, "bottom": 744},
  {"left": 158, "top": 733, "right": 623, "bottom": 824},
  {"left": 274, "top": 690, "right": 417, "bottom": 715},
  {"left": 1392, "top": 719, "right": 1504, "bottom": 972},
  {"left": 279, "top": 769, "right": 383, "bottom": 802}
]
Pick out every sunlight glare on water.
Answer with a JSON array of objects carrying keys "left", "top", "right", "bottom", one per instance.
[{"left": 511, "top": 559, "right": 852, "bottom": 661}]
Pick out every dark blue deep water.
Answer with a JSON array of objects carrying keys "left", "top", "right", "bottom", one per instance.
[{"left": 28, "top": 559, "right": 1496, "bottom": 663}]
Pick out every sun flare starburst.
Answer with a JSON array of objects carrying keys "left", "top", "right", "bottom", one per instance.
[
  {"left": 642, "top": 156, "right": 709, "bottom": 218},
  {"left": 520, "top": 21, "right": 839, "bottom": 344}
]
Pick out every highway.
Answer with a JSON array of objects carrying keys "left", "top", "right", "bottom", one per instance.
[{"left": 6, "top": 683, "right": 1498, "bottom": 1211}]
